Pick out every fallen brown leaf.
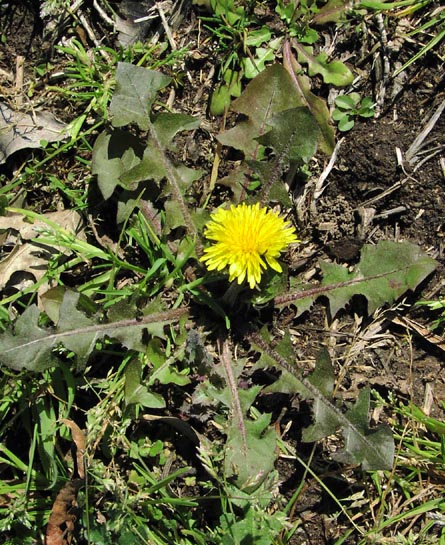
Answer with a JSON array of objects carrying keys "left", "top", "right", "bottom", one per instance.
[
  {"left": 45, "top": 421, "right": 86, "bottom": 545},
  {"left": 0, "top": 102, "right": 67, "bottom": 164},
  {"left": 45, "top": 479, "right": 83, "bottom": 545},
  {"left": 0, "top": 210, "right": 85, "bottom": 302},
  {"left": 61, "top": 419, "right": 86, "bottom": 479}
]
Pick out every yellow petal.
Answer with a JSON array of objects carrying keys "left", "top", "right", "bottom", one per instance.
[{"left": 201, "top": 203, "right": 299, "bottom": 288}]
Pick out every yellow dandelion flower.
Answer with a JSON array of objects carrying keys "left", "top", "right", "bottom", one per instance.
[{"left": 200, "top": 202, "right": 299, "bottom": 289}]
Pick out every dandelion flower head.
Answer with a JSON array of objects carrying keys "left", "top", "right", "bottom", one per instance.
[{"left": 200, "top": 202, "right": 299, "bottom": 289}]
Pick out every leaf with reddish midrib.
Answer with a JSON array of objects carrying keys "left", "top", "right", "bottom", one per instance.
[{"left": 1, "top": 290, "right": 188, "bottom": 372}]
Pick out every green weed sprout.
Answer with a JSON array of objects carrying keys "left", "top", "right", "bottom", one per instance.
[
  {"left": 275, "top": 0, "right": 319, "bottom": 43},
  {"left": 332, "top": 92, "right": 375, "bottom": 131},
  {"left": 416, "top": 298, "right": 445, "bottom": 329}
]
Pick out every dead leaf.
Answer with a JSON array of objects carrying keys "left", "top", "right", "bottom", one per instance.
[
  {"left": 0, "top": 243, "right": 49, "bottom": 289},
  {"left": 45, "top": 480, "right": 83, "bottom": 545},
  {"left": 0, "top": 210, "right": 85, "bottom": 293},
  {"left": 0, "top": 102, "right": 67, "bottom": 164},
  {"left": 0, "top": 209, "right": 84, "bottom": 241},
  {"left": 392, "top": 315, "right": 445, "bottom": 352},
  {"left": 61, "top": 419, "right": 86, "bottom": 479},
  {"left": 45, "top": 420, "right": 87, "bottom": 545},
  {"left": 115, "top": 1, "right": 154, "bottom": 46}
]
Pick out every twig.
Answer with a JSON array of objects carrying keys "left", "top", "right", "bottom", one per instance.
[
  {"left": 412, "top": 144, "right": 445, "bottom": 173},
  {"left": 406, "top": 96, "right": 445, "bottom": 164},
  {"left": 354, "top": 176, "right": 410, "bottom": 209},
  {"left": 69, "top": 0, "right": 85, "bottom": 11},
  {"left": 208, "top": 141, "right": 222, "bottom": 196},
  {"left": 296, "top": 138, "right": 343, "bottom": 222},
  {"left": 156, "top": 3, "right": 177, "bottom": 50},
  {"left": 373, "top": 205, "right": 407, "bottom": 219},
  {"left": 440, "top": 157, "right": 445, "bottom": 180},
  {"left": 193, "top": 64, "right": 215, "bottom": 105},
  {"left": 375, "top": 13, "right": 390, "bottom": 117},
  {"left": 15, "top": 55, "right": 25, "bottom": 109},
  {"left": 166, "top": 87, "right": 176, "bottom": 109},
  {"left": 77, "top": 12, "right": 112, "bottom": 61},
  {"left": 391, "top": 315, "right": 445, "bottom": 353},
  {"left": 313, "top": 137, "right": 344, "bottom": 201},
  {"left": 92, "top": 0, "right": 114, "bottom": 26}
]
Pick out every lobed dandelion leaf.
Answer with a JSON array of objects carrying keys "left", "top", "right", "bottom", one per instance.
[
  {"left": 219, "top": 504, "right": 284, "bottom": 545},
  {"left": 0, "top": 290, "right": 188, "bottom": 372},
  {"left": 334, "top": 387, "right": 395, "bottom": 469},
  {"left": 110, "top": 62, "right": 171, "bottom": 130},
  {"left": 125, "top": 359, "right": 166, "bottom": 409},
  {"left": 217, "top": 64, "right": 307, "bottom": 159},
  {"left": 257, "top": 106, "right": 319, "bottom": 164},
  {"left": 217, "top": 64, "right": 320, "bottom": 201},
  {"left": 294, "top": 43, "right": 354, "bottom": 87},
  {"left": 93, "top": 63, "right": 202, "bottom": 236},
  {"left": 276, "top": 240, "right": 438, "bottom": 317},
  {"left": 224, "top": 411, "right": 277, "bottom": 493},
  {"left": 1, "top": 305, "right": 60, "bottom": 372},
  {"left": 253, "top": 335, "right": 394, "bottom": 470},
  {"left": 91, "top": 129, "right": 143, "bottom": 200},
  {"left": 283, "top": 40, "right": 335, "bottom": 154},
  {"left": 320, "top": 241, "right": 437, "bottom": 316}
]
